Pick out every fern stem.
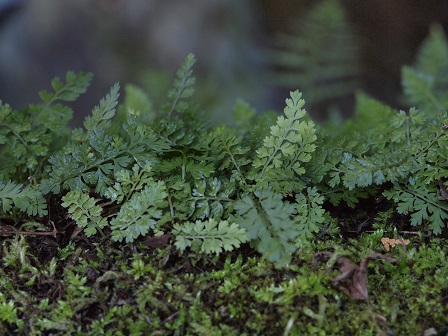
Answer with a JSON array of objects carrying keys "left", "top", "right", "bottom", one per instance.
[
  {"left": 163, "top": 185, "right": 176, "bottom": 220},
  {"left": 405, "top": 187, "right": 448, "bottom": 213},
  {"left": 323, "top": 143, "right": 364, "bottom": 159},
  {"left": 168, "top": 76, "right": 188, "bottom": 118},
  {"left": 405, "top": 113, "right": 411, "bottom": 147},
  {"left": 190, "top": 196, "right": 233, "bottom": 202},
  {"left": 413, "top": 130, "right": 445, "bottom": 162},
  {"left": 223, "top": 143, "right": 244, "bottom": 181},
  {"left": 5, "top": 125, "right": 34, "bottom": 155}
]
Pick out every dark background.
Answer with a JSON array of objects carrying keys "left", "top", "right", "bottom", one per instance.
[{"left": 1, "top": 0, "right": 448, "bottom": 124}]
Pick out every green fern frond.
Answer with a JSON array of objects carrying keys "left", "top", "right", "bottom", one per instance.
[
  {"left": 173, "top": 219, "right": 248, "bottom": 254},
  {"left": 84, "top": 82, "right": 120, "bottom": 131},
  {"left": 161, "top": 53, "right": 196, "bottom": 117},
  {"left": 0, "top": 180, "right": 47, "bottom": 216},
  {"left": 210, "top": 126, "right": 251, "bottom": 174},
  {"left": 39, "top": 71, "right": 93, "bottom": 105},
  {"left": 270, "top": 0, "right": 360, "bottom": 105},
  {"left": 0, "top": 72, "right": 92, "bottom": 180},
  {"left": 105, "top": 164, "right": 155, "bottom": 203},
  {"left": 110, "top": 180, "right": 168, "bottom": 242},
  {"left": 233, "top": 189, "right": 298, "bottom": 267},
  {"left": 384, "top": 181, "right": 448, "bottom": 234},
  {"left": 402, "top": 25, "right": 448, "bottom": 115},
  {"left": 61, "top": 190, "right": 107, "bottom": 237},
  {"left": 295, "top": 187, "right": 326, "bottom": 245},
  {"left": 188, "top": 177, "right": 235, "bottom": 220},
  {"left": 251, "top": 90, "right": 317, "bottom": 193}
]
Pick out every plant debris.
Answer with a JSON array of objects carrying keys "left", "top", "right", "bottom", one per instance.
[{"left": 313, "top": 247, "right": 405, "bottom": 300}]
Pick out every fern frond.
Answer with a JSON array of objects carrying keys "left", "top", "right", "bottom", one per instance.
[
  {"left": 269, "top": 0, "right": 360, "bottom": 105},
  {"left": 40, "top": 88, "right": 166, "bottom": 195},
  {"left": 384, "top": 181, "right": 448, "bottom": 234},
  {"left": 233, "top": 189, "right": 298, "bottom": 267},
  {"left": 104, "top": 164, "right": 154, "bottom": 203},
  {"left": 251, "top": 90, "right": 316, "bottom": 193},
  {"left": 161, "top": 53, "right": 196, "bottom": 117},
  {"left": 84, "top": 82, "right": 120, "bottom": 131},
  {"left": 110, "top": 180, "right": 168, "bottom": 242},
  {"left": 61, "top": 190, "right": 107, "bottom": 237},
  {"left": 210, "top": 126, "right": 251, "bottom": 173},
  {"left": 39, "top": 71, "right": 93, "bottom": 105},
  {"left": 0, "top": 180, "right": 47, "bottom": 216},
  {"left": 295, "top": 187, "right": 326, "bottom": 245},
  {"left": 0, "top": 73, "right": 92, "bottom": 180},
  {"left": 402, "top": 25, "right": 448, "bottom": 115},
  {"left": 188, "top": 177, "right": 235, "bottom": 220},
  {"left": 173, "top": 219, "right": 248, "bottom": 254}
]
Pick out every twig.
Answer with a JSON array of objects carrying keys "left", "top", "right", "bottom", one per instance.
[
  {"left": 0, "top": 230, "right": 62, "bottom": 238},
  {"left": 0, "top": 221, "right": 61, "bottom": 239}
]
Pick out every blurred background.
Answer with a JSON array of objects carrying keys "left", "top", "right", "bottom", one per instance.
[{"left": 0, "top": 0, "right": 448, "bottom": 125}]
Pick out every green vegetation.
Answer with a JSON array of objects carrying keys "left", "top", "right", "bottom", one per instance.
[
  {"left": 1, "top": 17, "right": 448, "bottom": 336},
  {"left": 270, "top": 0, "right": 361, "bottom": 107}
]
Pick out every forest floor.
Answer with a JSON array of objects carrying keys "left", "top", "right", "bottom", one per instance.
[{"left": 1, "top": 197, "right": 447, "bottom": 336}]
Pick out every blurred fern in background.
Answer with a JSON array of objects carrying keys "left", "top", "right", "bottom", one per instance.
[{"left": 269, "top": 0, "right": 361, "bottom": 112}]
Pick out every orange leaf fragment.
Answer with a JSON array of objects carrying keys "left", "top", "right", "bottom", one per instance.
[{"left": 380, "top": 237, "right": 410, "bottom": 251}]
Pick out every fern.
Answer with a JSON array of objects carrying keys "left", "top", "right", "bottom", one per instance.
[
  {"left": 295, "top": 187, "right": 327, "bottom": 245},
  {"left": 316, "top": 28, "right": 448, "bottom": 233},
  {"left": 173, "top": 219, "right": 248, "bottom": 254},
  {"left": 61, "top": 190, "right": 107, "bottom": 237},
  {"left": 104, "top": 164, "right": 155, "bottom": 203},
  {"left": 0, "top": 180, "right": 47, "bottom": 216},
  {"left": 84, "top": 82, "right": 120, "bottom": 131},
  {"left": 39, "top": 71, "right": 93, "bottom": 105},
  {"left": 269, "top": 0, "right": 360, "bottom": 106},
  {"left": 187, "top": 177, "right": 234, "bottom": 220},
  {"left": 161, "top": 53, "right": 196, "bottom": 117},
  {"left": 0, "top": 72, "right": 92, "bottom": 181},
  {"left": 384, "top": 180, "right": 448, "bottom": 234},
  {"left": 40, "top": 84, "right": 166, "bottom": 195},
  {"left": 7, "top": 33, "right": 448, "bottom": 270},
  {"left": 110, "top": 179, "right": 168, "bottom": 243},
  {"left": 209, "top": 126, "right": 251, "bottom": 174},
  {"left": 251, "top": 90, "right": 317, "bottom": 193},
  {"left": 233, "top": 189, "right": 299, "bottom": 266},
  {"left": 402, "top": 25, "right": 448, "bottom": 116}
]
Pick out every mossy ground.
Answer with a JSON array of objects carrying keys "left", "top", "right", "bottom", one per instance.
[{"left": 1, "top": 205, "right": 447, "bottom": 336}]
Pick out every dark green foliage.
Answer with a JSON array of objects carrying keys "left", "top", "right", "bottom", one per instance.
[
  {"left": 0, "top": 53, "right": 326, "bottom": 266},
  {"left": 402, "top": 25, "right": 448, "bottom": 116},
  {"left": 0, "top": 180, "right": 47, "bottom": 216},
  {"left": 318, "top": 27, "right": 448, "bottom": 233},
  {"left": 0, "top": 72, "right": 92, "bottom": 182},
  {"left": 2, "top": 21, "right": 448, "bottom": 336},
  {"left": 2, "top": 25, "right": 448, "bottom": 268}
]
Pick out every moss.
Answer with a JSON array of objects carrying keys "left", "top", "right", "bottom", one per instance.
[{"left": 0, "top": 231, "right": 447, "bottom": 335}]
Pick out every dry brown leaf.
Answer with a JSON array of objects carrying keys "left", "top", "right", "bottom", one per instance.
[
  {"left": 313, "top": 251, "right": 403, "bottom": 300},
  {"left": 381, "top": 237, "right": 410, "bottom": 251},
  {"left": 142, "top": 234, "right": 172, "bottom": 248},
  {"left": 70, "top": 226, "right": 84, "bottom": 239}
]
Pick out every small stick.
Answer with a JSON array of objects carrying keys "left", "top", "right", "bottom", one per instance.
[
  {"left": 0, "top": 230, "right": 62, "bottom": 237},
  {"left": 0, "top": 221, "right": 61, "bottom": 238}
]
